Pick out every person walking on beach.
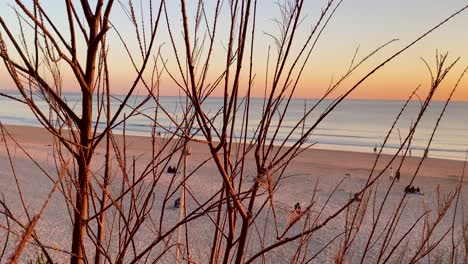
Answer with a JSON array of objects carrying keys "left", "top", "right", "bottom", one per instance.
[
  {"left": 389, "top": 167, "right": 394, "bottom": 180},
  {"left": 395, "top": 170, "right": 400, "bottom": 182}
]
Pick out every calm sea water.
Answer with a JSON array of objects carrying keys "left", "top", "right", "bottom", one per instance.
[{"left": 1, "top": 91, "right": 467, "bottom": 161}]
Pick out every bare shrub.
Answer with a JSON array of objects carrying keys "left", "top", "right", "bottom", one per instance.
[{"left": 0, "top": 1, "right": 467, "bottom": 263}]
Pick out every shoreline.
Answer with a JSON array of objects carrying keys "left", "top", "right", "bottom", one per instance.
[
  {"left": 1, "top": 96, "right": 467, "bottom": 162},
  {"left": 2, "top": 124, "right": 466, "bottom": 182},
  {"left": 2, "top": 121, "right": 465, "bottom": 161}
]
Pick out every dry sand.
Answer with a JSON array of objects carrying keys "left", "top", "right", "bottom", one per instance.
[{"left": 0, "top": 125, "right": 466, "bottom": 263}]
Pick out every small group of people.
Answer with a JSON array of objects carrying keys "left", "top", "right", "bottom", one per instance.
[
  {"left": 374, "top": 145, "right": 414, "bottom": 157},
  {"left": 167, "top": 166, "right": 177, "bottom": 174},
  {"left": 404, "top": 185, "right": 423, "bottom": 195},
  {"left": 294, "top": 202, "right": 302, "bottom": 214}
]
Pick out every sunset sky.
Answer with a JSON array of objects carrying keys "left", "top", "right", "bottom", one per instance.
[{"left": 0, "top": 0, "right": 467, "bottom": 101}]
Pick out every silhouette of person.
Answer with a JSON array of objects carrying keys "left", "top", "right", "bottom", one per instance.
[
  {"left": 168, "top": 166, "right": 177, "bottom": 174},
  {"left": 174, "top": 198, "right": 181, "bottom": 208},
  {"left": 294, "top": 202, "right": 301, "bottom": 213},
  {"left": 353, "top": 193, "right": 361, "bottom": 202}
]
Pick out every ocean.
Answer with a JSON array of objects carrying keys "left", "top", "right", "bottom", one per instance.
[{"left": 0, "top": 91, "right": 467, "bottom": 161}]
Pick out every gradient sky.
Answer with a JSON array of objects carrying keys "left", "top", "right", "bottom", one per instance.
[{"left": 0, "top": 0, "right": 467, "bottom": 101}]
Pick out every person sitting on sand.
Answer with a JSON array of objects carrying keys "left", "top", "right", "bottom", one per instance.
[
  {"left": 415, "top": 187, "right": 423, "bottom": 195},
  {"left": 353, "top": 193, "right": 361, "bottom": 202},
  {"left": 294, "top": 202, "right": 301, "bottom": 214},
  {"left": 174, "top": 197, "right": 181, "bottom": 208},
  {"left": 168, "top": 166, "right": 177, "bottom": 174},
  {"left": 405, "top": 185, "right": 417, "bottom": 194}
]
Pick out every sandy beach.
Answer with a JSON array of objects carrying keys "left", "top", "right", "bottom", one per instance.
[{"left": 1, "top": 124, "right": 467, "bottom": 263}]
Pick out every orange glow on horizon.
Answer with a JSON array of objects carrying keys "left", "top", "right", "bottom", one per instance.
[{"left": 0, "top": 1, "right": 467, "bottom": 102}]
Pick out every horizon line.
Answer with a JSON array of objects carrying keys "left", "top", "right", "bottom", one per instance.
[{"left": 1, "top": 88, "right": 467, "bottom": 103}]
